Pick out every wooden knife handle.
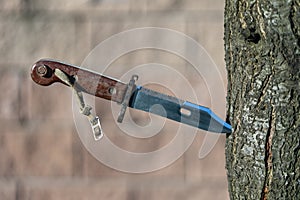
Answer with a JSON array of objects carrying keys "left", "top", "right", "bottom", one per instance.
[{"left": 31, "top": 59, "right": 127, "bottom": 103}]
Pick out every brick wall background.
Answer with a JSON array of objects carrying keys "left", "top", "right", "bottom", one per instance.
[{"left": 0, "top": 0, "right": 230, "bottom": 199}]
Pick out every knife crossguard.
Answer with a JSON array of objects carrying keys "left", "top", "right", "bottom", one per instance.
[
  {"left": 31, "top": 59, "right": 232, "bottom": 136},
  {"left": 117, "top": 75, "right": 138, "bottom": 123}
]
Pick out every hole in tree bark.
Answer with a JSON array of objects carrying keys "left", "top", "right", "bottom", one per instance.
[{"left": 246, "top": 28, "right": 261, "bottom": 44}]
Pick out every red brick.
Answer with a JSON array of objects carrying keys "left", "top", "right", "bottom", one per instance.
[
  {"left": 127, "top": 177, "right": 186, "bottom": 199},
  {"left": 20, "top": 0, "right": 130, "bottom": 11},
  {"left": 185, "top": 134, "right": 228, "bottom": 181},
  {"left": 182, "top": 0, "right": 225, "bottom": 11},
  {"left": 0, "top": 2, "right": 231, "bottom": 200},
  {"left": 20, "top": 177, "right": 127, "bottom": 200},
  {"left": 0, "top": 17, "right": 90, "bottom": 66},
  {"left": 80, "top": 113, "right": 185, "bottom": 177},
  {"left": 2, "top": 0, "right": 224, "bottom": 12},
  {"left": 185, "top": 179, "right": 230, "bottom": 200},
  {"left": 126, "top": 177, "right": 229, "bottom": 199},
  {"left": 0, "top": 68, "right": 76, "bottom": 123},
  {"left": 186, "top": 22, "right": 227, "bottom": 80},
  {"left": 29, "top": 80, "right": 74, "bottom": 121},
  {"left": 0, "top": 120, "right": 73, "bottom": 176},
  {"left": 0, "top": 0, "right": 20, "bottom": 10},
  {"left": 82, "top": 144, "right": 185, "bottom": 178},
  {"left": 0, "top": 69, "right": 19, "bottom": 120},
  {"left": 0, "top": 179, "right": 16, "bottom": 200},
  {"left": 146, "top": 0, "right": 225, "bottom": 11}
]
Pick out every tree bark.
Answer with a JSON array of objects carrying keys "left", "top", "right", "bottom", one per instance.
[{"left": 224, "top": 0, "right": 300, "bottom": 199}]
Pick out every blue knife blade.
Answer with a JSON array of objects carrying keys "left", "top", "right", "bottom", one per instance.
[{"left": 129, "top": 86, "right": 232, "bottom": 134}]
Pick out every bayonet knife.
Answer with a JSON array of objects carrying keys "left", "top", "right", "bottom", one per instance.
[{"left": 31, "top": 59, "right": 232, "bottom": 134}]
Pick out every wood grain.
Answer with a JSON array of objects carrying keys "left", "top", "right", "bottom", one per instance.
[{"left": 31, "top": 59, "right": 127, "bottom": 103}]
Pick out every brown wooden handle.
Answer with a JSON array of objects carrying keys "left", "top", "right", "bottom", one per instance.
[{"left": 31, "top": 59, "right": 127, "bottom": 103}]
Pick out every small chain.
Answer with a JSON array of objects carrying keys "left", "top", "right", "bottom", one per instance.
[{"left": 54, "top": 69, "right": 103, "bottom": 141}]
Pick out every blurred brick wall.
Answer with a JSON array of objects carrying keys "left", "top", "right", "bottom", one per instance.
[{"left": 0, "top": 0, "right": 229, "bottom": 199}]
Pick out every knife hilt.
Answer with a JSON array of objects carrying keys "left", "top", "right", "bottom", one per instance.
[
  {"left": 31, "top": 59, "right": 128, "bottom": 103},
  {"left": 31, "top": 59, "right": 141, "bottom": 140}
]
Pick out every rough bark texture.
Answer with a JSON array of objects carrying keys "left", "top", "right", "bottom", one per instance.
[{"left": 224, "top": 0, "right": 300, "bottom": 199}]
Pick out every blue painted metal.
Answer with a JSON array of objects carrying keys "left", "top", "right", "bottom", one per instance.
[{"left": 128, "top": 86, "right": 232, "bottom": 134}]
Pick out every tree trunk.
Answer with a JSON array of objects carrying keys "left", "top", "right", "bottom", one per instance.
[{"left": 224, "top": 0, "right": 300, "bottom": 199}]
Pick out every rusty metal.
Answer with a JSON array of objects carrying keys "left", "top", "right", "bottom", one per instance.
[
  {"left": 117, "top": 74, "right": 138, "bottom": 123},
  {"left": 36, "top": 65, "right": 48, "bottom": 76}
]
